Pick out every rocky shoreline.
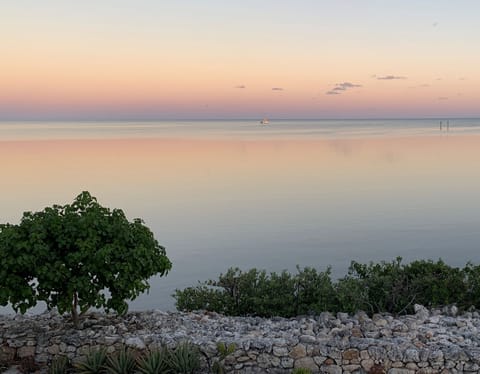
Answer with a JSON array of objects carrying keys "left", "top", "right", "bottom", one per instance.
[{"left": 1, "top": 305, "right": 480, "bottom": 373}]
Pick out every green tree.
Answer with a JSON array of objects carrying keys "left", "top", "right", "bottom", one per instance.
[{"left": 0, "top": 191, "right": 171, "bottom": 326}]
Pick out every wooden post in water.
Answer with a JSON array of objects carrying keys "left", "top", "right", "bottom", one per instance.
[{"left": 440, "top": 121, "right": 442, "bottom": 131}]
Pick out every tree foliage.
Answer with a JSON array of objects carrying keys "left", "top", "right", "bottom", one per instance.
[
  {"left": 175, "top": 258, "right": 480, "bottom": 317},
  {"left": 0, "top": 192, "right": 171, "bottom": 324}
]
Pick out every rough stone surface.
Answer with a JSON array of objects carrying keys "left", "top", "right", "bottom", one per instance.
[
  {"left": 293, "top": 357, "right": 317, "bottom": 371},
  {"left": 1, "top": 305, "right": 480, "bottom": 373}
]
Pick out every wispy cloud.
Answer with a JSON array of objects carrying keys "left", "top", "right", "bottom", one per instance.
[
  {"left": 337, "top": 82, "right": 362, "bottom": 89},
  {"left": 235, "top": 85, "right": 246, "bottom": 89},
  {"left": 272, "top": 87, "right": 284, "bottom": 91},
  {"left": 432, "top": 22, "right": 438, "bottom": 27},
  {"left": 437, "top": 96, "right": 449, "bottom": 100},
  {"left": 325, "top": 82, "right": 362, "bottom": 95},
  {"left": 376, "top": 75, "right": 407, "bottom": 80}
]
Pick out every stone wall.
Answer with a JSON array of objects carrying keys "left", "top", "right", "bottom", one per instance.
[{"left": 1, "top": 305, "right": 480, "bottom": 373}]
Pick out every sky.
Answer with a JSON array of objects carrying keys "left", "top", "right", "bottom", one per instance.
[{"left": 1, "top": 0, "right": 480, "bottom": 120}]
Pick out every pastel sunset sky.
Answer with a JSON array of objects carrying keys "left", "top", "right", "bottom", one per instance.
[{"left": 1, "top": 1, "right": 479, "bottom": 119}]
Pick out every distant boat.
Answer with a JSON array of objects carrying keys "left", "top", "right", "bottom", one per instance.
[{"left": 260, "top": 118, "right": 269, "bottom": 125}]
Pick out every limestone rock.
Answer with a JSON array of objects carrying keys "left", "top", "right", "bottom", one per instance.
[
  {"left": 289, "top": 344, "right": 306, "bottom": 359},
  {"left": 294, "top": 357, "right": 318, "bottom": 371}
]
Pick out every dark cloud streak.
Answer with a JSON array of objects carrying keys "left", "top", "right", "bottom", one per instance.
[
  {"left": 325, "top": 82, "right": 362, "bottom": 95},
  {"left": 377, "top": 75, "right": 407, "bottom": 80}
]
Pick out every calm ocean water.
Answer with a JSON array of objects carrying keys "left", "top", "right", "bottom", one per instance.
[
  {"left": 2, "top": 119, "right": 480, "bottom": 313},
  {"left": 1, "top": 119, "right": 480, "bottom": 141}
]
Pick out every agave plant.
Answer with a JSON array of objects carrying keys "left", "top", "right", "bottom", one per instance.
[
  {"left": 211, "top": 342, "right": 236, "bottom": 374},
  {"left": 291, "top": 368, "right": 312, "bottom": 374},
  {"left": 168, "top": 342, "right": 200, "bottom": 374},
  {"left": 136, "top": 347, "right": 171, "bottom": 374},
  {"left": 49, "top": 355, "right": 69, "bottom": 374},
  {"left": 216, "top": 342, "right": 235, "bottom": 360},
  {"left": 74, "top": 347, "right": 108, "bottom": 374},
  {"left": 104, "top": 347, "right": 137, "bottom": 374}
]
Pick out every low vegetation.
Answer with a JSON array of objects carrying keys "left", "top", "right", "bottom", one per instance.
[
  {"left": 291, "top": 369, "right": 313, "bottom": 374},
  {"left": 74, "top": 347, "right": 107, "bottom": 374},
  {"left": 174, "top": 258, "right": 480, "bottom": 317},
  {"left": 48, "top": 342, "right": 202, "bottom": 374},
  {"left": 211, "top": 342, "right": 236, "bottom": 374}
]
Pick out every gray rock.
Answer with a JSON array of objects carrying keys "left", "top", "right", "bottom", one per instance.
[
  {"left": 414, "top": 304, "right": 430, "bottom": 321},
  {"left": 294, "top": 357, "right": 318, "bottom": 371},
  {"left": 320, "top": 364, "right": 342, "bottom": 374},
  {"left": 368, "top": 346, "right": 386, "bottom": 361},
  {"left": 280, "top": 357, "right": 294, "bottom": 369},
  {"left": 388, "top": 369, "right": 414, "bottom": 374},
  {"left": 404, "top": 348, "right": 419, "bottom": 362},
  {"left": 272, "top": 346, "right": 289, "bottom": 357},
  {"left": 299, "top": 334, "right": 316, "bottom": 344}
]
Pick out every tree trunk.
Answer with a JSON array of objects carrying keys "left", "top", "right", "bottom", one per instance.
[{"left": 72, "top": 292, "right": 79, "bottom": 328}]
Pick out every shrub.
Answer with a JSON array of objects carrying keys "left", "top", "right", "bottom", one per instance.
[
  {"left": 0, "top": 192, "right": 172, "bottom": 326},
  {"left": 338, "top": 257, "right": 416, "bottom": 314},
  {"left": 340, "top": 258, "right": 469, "bottom": 315},
  {"left": 174, "top": 285, "right": 227, "bottom": 314},
  {"left": 464, "top": 262, "right": 480, "bottom": 308},
  {"left": 403, "top": 259, "right": 466, "bottom": 308},
  {"left": 295, "top": 266, "right": 336, "bottom": 314},
  {"left": 175, "top": 258, "right": 480, "bottom": 317},
  {"left": 174, "top": 266, "right": 334, "bottom": 318}
]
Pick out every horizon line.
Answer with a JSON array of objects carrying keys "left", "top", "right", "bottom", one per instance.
[{"left": 1, "top": 116, "right": 480, "bottom": 122}]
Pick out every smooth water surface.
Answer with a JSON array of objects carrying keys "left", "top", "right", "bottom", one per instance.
[{"left": 1, "top": 119, "right": 480, "bottom": 312}]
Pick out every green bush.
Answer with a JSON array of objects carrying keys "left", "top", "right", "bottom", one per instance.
[
  {"left": 295, "top": 266, "right": 336, "bottom": 314},
  {"left": 174, "top": 258, "right": 480, "bottom": 317},
  {"left": 174, "top": 266, "right": 335, "bottom": 318},
  {"left": 339, "top": 258, "right": 470, "bottom": 315},
  {"left": 464, "top": 263, "right": 480, "bottom": 308},
  {"left": 174, "top": 284, "right": 229, "bottom": 315},
  {"left": 339, "top": 257, "right": 416, "bottom": 314},
  {"left": 404, "top": 259, "right": 466, "bottom": 308}
]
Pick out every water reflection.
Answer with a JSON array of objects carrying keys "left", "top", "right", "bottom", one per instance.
[{"left": 1, "top": 135, "right": 480, "bottom": 311}]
